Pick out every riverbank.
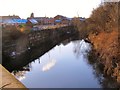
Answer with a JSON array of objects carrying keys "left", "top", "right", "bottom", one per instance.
[
  {"left": 2, "top": 26, "right": 79, "bottom": 72},
  {"left": 0, "top": 64, "right": 27, "bottom": 89},
  {"left": 3, "top": 26, "right": 77, "bottom": 57},
  {"left": 74, "top": 2, "right": 120, "bottom": 86},
  {"left": 87, "top": 2, "right": 120, "bottom": 84},
  {"left": 88, "top": 30, "right": 120, "bottom": 83}
]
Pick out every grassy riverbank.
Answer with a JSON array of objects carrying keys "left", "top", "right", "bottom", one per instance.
[{"left": 74, "top": 2, "right": 120, "bottom": 84}]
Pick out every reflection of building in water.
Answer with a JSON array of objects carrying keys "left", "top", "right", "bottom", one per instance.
[{"left": 42, "top": 59, "right": 56, "bottom": 72}]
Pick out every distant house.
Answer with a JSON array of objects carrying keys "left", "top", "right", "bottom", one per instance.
[
  {"left": 28, "top": 17, "right": 45, "bottom": 24},
  {"left": 48, "top": 18, "right": 54, "bottom": 25},
  {"left": 54, "top": 15, "right": 66, "bottom": 20},
  {"left": 27, "top": 17, "right": 54, "bottom": 25},
  {"left": 42, "top": 17, "right": 50, "bottom": 25},
  {"left": 55, "top": 19, "right": 62, "bottom": 24},
  {"left": 0, "top": 15, "right": 27, "bottom": 25},
  {"left": 12, "top": 19, "right": 27, "bottom": 24},
  {"left": 26, "top": 18, "right": 38, "bottom": 28},
  {"left": 54, "top": 15, "right": 70, "bottom": 25},
  {"left": 27, "top": 18, "right": 38, "bottom": 24}
]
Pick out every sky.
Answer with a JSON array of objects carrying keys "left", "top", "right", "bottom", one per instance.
[{"left": 0, "top": 0, "right": 101, "bottom": 19}]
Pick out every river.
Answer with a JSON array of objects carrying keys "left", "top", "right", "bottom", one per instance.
[{"left": 11, "top": 39, "right": 102, "bottom": 88}]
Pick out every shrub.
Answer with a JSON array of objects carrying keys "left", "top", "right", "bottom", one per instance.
[{"left": 73, "top": 2, "right": 119, "bottom": 39}]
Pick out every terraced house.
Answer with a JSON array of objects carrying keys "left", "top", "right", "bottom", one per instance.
[{"left": 0, "top": 15, "right": 27, "bottom": 26}]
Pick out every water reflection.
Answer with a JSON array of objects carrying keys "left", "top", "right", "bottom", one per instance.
[
  {"left": 10, "top": 39, "right": 101, "bottom": 88},
  {"left": 12, "top": 64, "right": 31, "bottom": 81},
  {"left": 4, "top": 37, "right": 120, "bottom": 88},
  {"left": 42, "top": 59, "right": 56, "bottom": 72},
  {"left": 73, "top": 40, "right": 120, "bottom": 88},
  {"left": 91, "top": 58, "right": 120, "bottom": 87},
  {"left": 73, "top": 39, "right": 91, "bottom": 59},
  {"left": 13, "top": 71, "right": 26, "bottom": 81}
]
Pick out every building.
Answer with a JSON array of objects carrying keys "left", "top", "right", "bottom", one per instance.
[
  {"left": 0, "top": 15, "right": 27, "bottom": 25},
  {"left": 54, "top": 15, "right": 66, "bottom": 20},
  {"left": 27, "top": 18, "right": 38, "bottom": 24},
  {"left": 28, "top": 17, "right": 54, "bottom": 25},
  {"left": 54, "top": 15, "right": 71, "bottom": 25},
  {"left": 47, "top": 18, "right": 54, "bottom": 25}
]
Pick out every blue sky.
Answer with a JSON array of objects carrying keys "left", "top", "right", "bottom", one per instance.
[{"left": 0, "top": 0, "right": 101, "bottom": 18}]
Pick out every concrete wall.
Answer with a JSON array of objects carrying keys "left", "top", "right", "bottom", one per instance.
[
  {"left": 3, "top": 26, "right": 77, "bottom": 56},
  {"left": 0, "top": 64, "right": 27, "bottom": 89}
]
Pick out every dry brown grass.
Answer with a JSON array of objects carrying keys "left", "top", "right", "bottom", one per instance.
[{"left": 89, "top": 29, "right": 120, "bottom": 82}]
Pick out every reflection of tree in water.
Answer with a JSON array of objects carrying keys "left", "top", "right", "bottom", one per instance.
[
  {"left": 88, "top": 51, "right": 120, "bottom": 88},
  {"left": 73, "top": 40, "right": 81, "bottom": 58},
  {"left": 12, "top": 64, "right": 32, "bottom": 81},
  {"left": 73, "top": 39, "right": 91, "bottom": 59},
  {"left": 73, "top": 40, "right": 120, "bottom": 88}
]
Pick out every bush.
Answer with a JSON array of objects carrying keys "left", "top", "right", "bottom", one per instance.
[
  {"left": 91, "top": 2, "right": 119, "bottom": 32},
  {"left": 73, "top": 2, "right": 119, "bottom": 39}
]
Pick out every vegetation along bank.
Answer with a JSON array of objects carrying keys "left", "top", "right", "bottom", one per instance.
[{"left": 74, "top": 2, "right": 120, "bottom": 83}]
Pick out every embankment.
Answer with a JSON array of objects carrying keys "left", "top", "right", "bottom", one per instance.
[
  {"left": 2, "top": 26, "right": 79, "bottom": 72},
  {"left": 88, "top": 30, "right": 120, "bottom": 84},
  {"left": 73, "top": 2, "right": 120, "bottom": 86},
  {"left": 0, "top": 64, "right": 27, "bottom": 89}
]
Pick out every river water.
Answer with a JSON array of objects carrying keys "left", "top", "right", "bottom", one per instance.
[{"left": 11, "top": 39, "right": 102, "bottom": 88}]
